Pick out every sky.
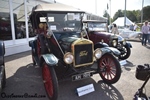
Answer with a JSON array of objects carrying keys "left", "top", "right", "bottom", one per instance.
[{"left": 55, "top": 0, "right": 150, "bottom": 18}]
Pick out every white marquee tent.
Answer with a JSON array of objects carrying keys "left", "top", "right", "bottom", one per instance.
[{"left": 112, "top": 17, "right": 134, "bottom": 26}]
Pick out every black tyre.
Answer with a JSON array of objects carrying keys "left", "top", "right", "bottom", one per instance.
[
  {"left": 138, "top": 33, "right": 142, "bottom": 41},
  {"left": 119, "top": 45, "right": 131, "bottom": 60},
  {"left": 2, "top": 68, "right": 6, "bottom": 89},
  {"left": 42, "top": 62, "right": 58, "bottom": 100},
  {"left": 0, "top": 67, "right": 6, "bottom": 92},
  {"left": 98, "top": 53, "right": 121, "bottom": 84}
]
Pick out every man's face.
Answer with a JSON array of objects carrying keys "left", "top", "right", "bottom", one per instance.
[{"left": 145, "top": 22, "right": 148, "bottom": 25}]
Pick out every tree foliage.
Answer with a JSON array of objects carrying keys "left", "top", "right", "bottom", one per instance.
[
  {"left": 111, "top": 6, "right": 150, "bottom": 23},
  {"left": 143, "top": 6, "right": 150, "bottom": 22},
  {"left": 103, "top": 10, "right": 110, "bottom": 25},
  {"left": 126, "top": 11, "right": 137, "bottom": 22},
  {"left": 113, "top": 10, "right": 124, "bottom": 21}
]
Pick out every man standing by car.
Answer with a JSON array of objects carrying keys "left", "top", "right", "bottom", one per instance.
[
  {"left": 141, "top": 21, "right": 149, "bottom": 46},
  {"left": 148, "top": 22, "right": 150, "bottom": 44}
]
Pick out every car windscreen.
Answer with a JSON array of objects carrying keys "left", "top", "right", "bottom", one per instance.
[
  {"left": 44, "top": 13, "right": 82, "bottom": 32},
  {"left": 87, "top": 22, "right": 107, "bottom": 31}
]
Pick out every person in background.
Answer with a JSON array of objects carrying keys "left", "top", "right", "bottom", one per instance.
[
  {"left": 111, "top": 23, "right": 119, "bottom": 35},
  {"left": 133, "top": 23, "right": 137, "bottom": 31},
  {"left": 148, "top": 22, "right": 150, "bottom": 44},
  {"left": 129, "top": 24, "right": 134, "bottom": 31},
  {"left": 141, "top": 21, "right": 149, "bottom": 46}
]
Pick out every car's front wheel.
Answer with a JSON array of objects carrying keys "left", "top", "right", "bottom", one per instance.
[
  {"left": 42, "top": 62, "right": 58, "bottom": 100},
  {"left": 98, "top": 53, "right": 121, "bottom": 84},
  {"left": 138, "top": 33, "right": 142, "bottom": 41},
  {"left": 119, "top": 45, "right": 131, "bottom": 60}
]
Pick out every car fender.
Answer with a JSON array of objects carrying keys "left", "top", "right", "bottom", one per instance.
[
  {"left": 29, "top": 39, "right": 37, "bottom": 48},
  {"left": 101, "top": 47, "right": 121, "bottom": 57},
  {"left": 0, "top": 41, "right": 5, "bottom": 65},
  {"left": 125, "top": 42, "right": 132, "bottom": 48},
  {"left": 40, "top": 54, "right": 58, "bottom": 67},
  {"left": 0, "top": 41, "right": 5, "bottom": 56},
  {"left": 29, "top": 40, "right": 34, "bottom": 48},
  {"left": 29, "top": 40, "right": 37, "bottom": 55},
  {"left": 94, "top": 42, "right": 109, "bottom": 49}
]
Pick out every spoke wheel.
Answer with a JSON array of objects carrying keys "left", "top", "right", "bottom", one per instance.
[
  {"left": 98, "top": 53, "right": 121, "bottom": 84},
  {"left": 119, "top": 45, "right": 131, "bottom": 60},
  {"left": 138, "top": 34, "right": 142, "bottom": 41},
  {"left": 42, "top": 62, "right": 58, "bottom": 100}
]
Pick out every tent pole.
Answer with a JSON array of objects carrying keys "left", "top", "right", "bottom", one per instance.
[
  {"left": 141, "top": 0, "right": 144, "bottom": 23},
  {"left": 124, "top": 0, "right": 127, "bottom": 27},
  {"left": 109, "top": 0, "right": 111, "bottom": 25}
]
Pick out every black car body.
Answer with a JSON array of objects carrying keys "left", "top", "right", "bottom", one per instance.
[
  {"left": 0, "top": 41, "right": 6, "bottom": 93},
  {"left": 29, "top": 3, "right": 121, "bottom": 100}
]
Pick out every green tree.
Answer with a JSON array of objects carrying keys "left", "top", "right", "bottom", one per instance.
[
  {"left": 132, "top": 10, "right": 141, "bottom": 23},
  {"left": 112, "top": 6, "right": 150, "bottom": 23},
  {"left": 126, "top": 10, "right": 137, "bottom": 22},
  {"left": 143, "top": 6, "right": 150, "bottom": 22},
  {"left": 113, "top": 9, "right": 124, "bottom": 21},
  {"left": 103, "top": 10, "right": 110, "bottom": 25}
]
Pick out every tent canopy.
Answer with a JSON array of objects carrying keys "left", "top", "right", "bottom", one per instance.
[{"left": 112, "top": 17, "right": 134, "bottom": 26}]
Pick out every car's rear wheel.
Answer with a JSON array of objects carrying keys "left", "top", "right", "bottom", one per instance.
[
  {"left": 42, "top": 62, "right": 58, "bottom": 100},
  {"left": 138, "top": 33, "right": 142, "bottom": 41},
  {"left": 119, "top": 45, "right": 131, "bottom": 60},
  {"left": 98, "top": 53, "right": 121, "bottom": 84},
  {"left": 32, "top": 50, "right": 36, "bottom": 66}
]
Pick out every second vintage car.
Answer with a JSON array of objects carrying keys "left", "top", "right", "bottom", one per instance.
[
  {"left": 29, "top": 3, "right": 121, "bottom": 100},
  {"left": 83, "top": 20, "right": 132, "bottom": 60},
  {"left": 118, "top": 28, "right": 142, "bottom": 41}
]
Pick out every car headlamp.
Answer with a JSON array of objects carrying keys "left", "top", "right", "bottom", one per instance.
[
  {"left": 94, "top": 48, "right": 102, "bottom": 59},
  {"left": 122, "top": 39, "right": 126, "bottom": 45},
  {"left": 64, "top": 52, "right": 74, "bottom": 64},
  {"left": 112, "top": 40, "right": 117, "bottom": 47}
]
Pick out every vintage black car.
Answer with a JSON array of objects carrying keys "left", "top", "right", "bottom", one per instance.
[
  {"left": 29, "top": 3, "right": 121, "bottom": 100},
  {"left": 0, "top": 41, "right": 6, "bottom": 93},
  {"left": 83, "top": 20, "right": 132, "bottom": 60}
]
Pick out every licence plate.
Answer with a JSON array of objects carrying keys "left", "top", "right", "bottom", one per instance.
[{"left": 72, "top": 72, "right": 93, "bottom": 81}]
